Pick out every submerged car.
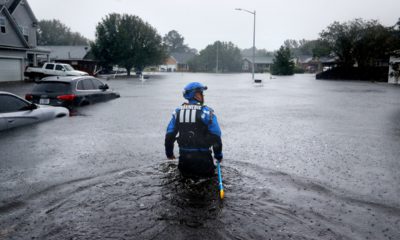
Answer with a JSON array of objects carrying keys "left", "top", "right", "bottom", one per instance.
[
  {"left": 25, "top": 76, "right": 120, "bottom": 109},
  {"left": 0, "top": 92, "right": 68, "bottom": 131}
]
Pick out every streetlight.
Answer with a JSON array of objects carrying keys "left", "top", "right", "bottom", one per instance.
[{"left": 235, "top": 8, "right": 256, "bottom": 81}]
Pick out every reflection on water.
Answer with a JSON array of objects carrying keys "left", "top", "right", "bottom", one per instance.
[{"left": 0, "top": 160, "right": 399, "bottom": 240}]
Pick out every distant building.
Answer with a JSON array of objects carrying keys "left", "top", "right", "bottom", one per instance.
[
  {"left": 159, "top": 52, "right": 196, "bottom": 72},
  {"left": 295, "top": 55, "right": 316, "bottom": 72},
  {"left": 0, "top": 0, "right": 50, "bottom": 82},
  {"left": 159, "top": 56, "right": 177, "bottom": 72},
  {"left": 38, "top": 45, "right": 98, "bottom": 75},
  {"left": 242, "top": 56, "right": 273, "bottom": 73},
  {"left": 42, "top": 45, "right": 91, "bottom": 61},
  {"left": 316, "top": 56, "right": 338, "bottom": 72}
]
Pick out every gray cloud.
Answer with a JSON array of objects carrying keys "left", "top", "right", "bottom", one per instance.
[{"left": 29, "top": 0, "right": 400, "bottom": 51}]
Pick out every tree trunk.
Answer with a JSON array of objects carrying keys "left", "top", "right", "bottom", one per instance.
[{"left": 126, "top": 66, "right": 132, "bottom": 76}]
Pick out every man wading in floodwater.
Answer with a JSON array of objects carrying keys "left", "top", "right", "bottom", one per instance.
[{"left": 165, "top": 82, "right": 223, "bottom": 178}]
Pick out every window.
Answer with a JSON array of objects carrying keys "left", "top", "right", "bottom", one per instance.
[
  {"left": 32, "top": 82, "right": 71, "bottom": 93},
  {"left": 55, "top": 65, "right": 65, "bottom": 71},
  {"left": 91, "top": 79, "right": 103, "bottom": 90},
  {"left": 0, "top": 95, "right": 29, "bottom": 113},
  {"left": 77, "top": 80, "right": 84, "bottom": 90},
  {"left": 63, "top": 64, "right": 74, "bottom": 71},
  {"left": 0, "top": 17, "right": 6, "bottom": 34},
  {"left": 82, "top": 79, "right": 95, "bottom": 90},
  {"left": 45, "top": 64, "right": 54, "bottom": 70},
  {"left": 19, "top": 26, "right": 29, "bottom": 41}
]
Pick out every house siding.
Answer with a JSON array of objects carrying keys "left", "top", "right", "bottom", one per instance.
[
  {"left": 0, "top": 10, "right": 25, "bottom": 48},
  {"left": 11, "top": 2, "right": 36, "bottom": 47},
  {"left": 0, "top": 48, "right": 26, "bottom": 57}
]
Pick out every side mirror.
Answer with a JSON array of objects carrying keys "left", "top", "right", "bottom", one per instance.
[
  {"left": 20, "top": 103, "right": 37, "bottom": 111},
  {"left": 28, "top": 103, "right": 38, "bottom": 110},
  {"left": 99, "top": 84, "right": 109, "bottom": 91},
  {"left": 62, "top": 69, "right": 66, "bottom": 72}
]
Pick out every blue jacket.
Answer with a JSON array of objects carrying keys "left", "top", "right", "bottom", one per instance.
[{"left": 165, "top": 99, "right": 223, "bottom": 160}]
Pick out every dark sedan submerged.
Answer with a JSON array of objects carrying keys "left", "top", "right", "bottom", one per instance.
[{"left": 25, "top": 76, "right": 120, "bottom": 109}]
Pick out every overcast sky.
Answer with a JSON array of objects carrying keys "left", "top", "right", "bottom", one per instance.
[{"left": 29, "top": 0, "right": 400, "bottom": 51}]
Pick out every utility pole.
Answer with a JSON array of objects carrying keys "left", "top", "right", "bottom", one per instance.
[
  {"left": 235, "top": 8, "right": 256, "bottom": 81},
  {"left": 216, "top": 42, "right": 219, "bottom": 73}
]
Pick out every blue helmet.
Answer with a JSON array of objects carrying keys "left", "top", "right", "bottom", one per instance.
[{"left": 183, "top": 82, "right": 208, "bottom": 100}]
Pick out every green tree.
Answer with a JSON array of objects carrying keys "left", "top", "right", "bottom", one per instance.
[
  {"left": 271, "top": 46, "right": 294, "bottom": 75},
  {"left": 311, "top": 39, "right": 332, "bottom": 58},
  {"left": 188, "top": 41, "right": 242, "bottom": 72},
  {"left": 91, "top": 13, "right": 166, "bottom": 76},
  {"left": 320, "top": 18, "right": 399, "bottom": 67},
  {"left": 37, "top": 19, "right": 88, "bottom": 45},
  {"left": 241, "top": 47, "right": 273, "bottom": 57},
  {"left": 163, "top": 30, "right": 190, "bottom": 53},
  {"left": 283, "top": 39, "right": 331, "bottom": 58}
]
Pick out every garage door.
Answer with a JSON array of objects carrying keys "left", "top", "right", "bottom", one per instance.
[{"left": 0, "top": 58, "right": 22, "bottom": 82}]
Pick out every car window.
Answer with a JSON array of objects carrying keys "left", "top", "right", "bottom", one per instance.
[
  {"left": 91, "top": 79, "right": 104, "bottom": 89},
  {"left": 83, "top": 79, "right": 95, "bottom": 90},
  {"left": 45, "top": 64, "right": 54, "bottom": 70},
  {"left": 63, "top": 65, "right": 74, "bottom": 71},
  {"left": 55, "top": 65, "right": 64, "bottom": 71},
  {"left": 77, "top": 80, "right": 84, "bottom": 90},
  {"left": 32, "top": 82, "right": 71, "bottom": 93},
  {"left": 0, "top": 95, "right": 29, "bottom": 113}
]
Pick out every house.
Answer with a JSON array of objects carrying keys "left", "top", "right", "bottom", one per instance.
[
  {"left": 159, "top": 52, "right": 196, "bottom": 72},
  {"left": 38, "top": 45, "right": 98, "bottom": 75},
  {"left": 317, "top": 56, "right": 338, "bottom": 72},
  {"left": 159, "top": 56, "right": 177, "bottom": 72},
  {"left": 242, "top": 56, "right": 273, "bottom": 73},
  {"left": 295, "top": 55, "right": 317, "bottom": 73},
  {"left": 0, "top": 0, "right": 50, "bottom": 82}
]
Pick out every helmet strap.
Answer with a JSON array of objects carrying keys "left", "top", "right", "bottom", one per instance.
[{"left": 194, "top": 92, "right": 204, "bottom": 104}]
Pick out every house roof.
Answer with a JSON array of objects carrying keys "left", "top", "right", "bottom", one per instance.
[
  {"left": 297, "top": 55, "right": 313, "bottom": 64},
  {"left": 319, "top": 56, "right": 337, "bottom": 63},
  {"left": 7, "top": 0, "right": 37, "bottom": 23},
  {"left": 39, "top": 45, "right": 91, "bottom": 60},
  {"left": 0, "top": 4, "right": 29, "bottom": 48},
  {"left": 243, "top": 56, "right": 274, "bottom": 64},
  {"left": 170, "top": 52, "right": 196, "bottom": 64},
  {"left": 7, "top": 0, "right": 21, "bottom": 13}
]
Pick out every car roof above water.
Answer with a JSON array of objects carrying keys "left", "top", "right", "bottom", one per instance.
[
  {"left": 40, "top": 76, "right": 94, "bottom": 83},
  {"left": 0, "top": 91, "right": 20, "bottom": 96}
]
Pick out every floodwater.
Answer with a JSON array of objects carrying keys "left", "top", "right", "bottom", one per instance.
[{"left": 0, "top": 73, "right": 399, "bottom": 239}]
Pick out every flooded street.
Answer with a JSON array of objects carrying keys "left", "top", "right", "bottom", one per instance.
[{"left": 1, "top": 73, "right": 399, "bottom": 239}]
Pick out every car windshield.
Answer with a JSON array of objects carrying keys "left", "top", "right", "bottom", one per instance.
[
  {"left": 63, "top": 64, "right": 74, "bottom": 71},
  {"left": 32, "top": 82, "right": 71, "bottom": 93}
]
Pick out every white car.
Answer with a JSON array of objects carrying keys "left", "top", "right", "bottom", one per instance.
[
  {"left": 25, "top": 62, "right": 89, "bottom": 81},
  {"left": 0, "top": 91, "right": 69, "bottom": 131}
]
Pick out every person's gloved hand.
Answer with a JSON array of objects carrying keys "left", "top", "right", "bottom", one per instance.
[{"left": 214, "top": 153, "right": 223, "bottom": 162}]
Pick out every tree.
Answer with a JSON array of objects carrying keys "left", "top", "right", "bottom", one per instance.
[
  {"left": 282, "top": 39, "right": 331, "bottom": 58},
  {"left": 163, "top": 30, "right": 190, "bottom": 53},
  {"left": 37, "top": 19, "right": 88, "bottom": 45},
  {"left": 241, "top": 47, "right": 273, "bottom": 57},
  {"left": 310, "top": 39, "right": 332, "bottom": 58},
  {"left": 189, "top": 41, "right": 242, "bottom": 72},
  {"left": 320, "top": 18, "right": 399, "bottom": 67},
  {"left": 271, "top": 46, "right": 294, "bottom": 75},
  {"left": 91, "top": 13, "right": 167, "bottom": 76}
]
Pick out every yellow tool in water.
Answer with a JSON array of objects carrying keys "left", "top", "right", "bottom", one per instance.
[{"left": 217, "top": 161, "right": 224, "bottom": 200}]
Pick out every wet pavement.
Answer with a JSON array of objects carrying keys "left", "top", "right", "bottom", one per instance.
[{"left": 0, "top": 73, "right": 399, "bottom": 239}]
